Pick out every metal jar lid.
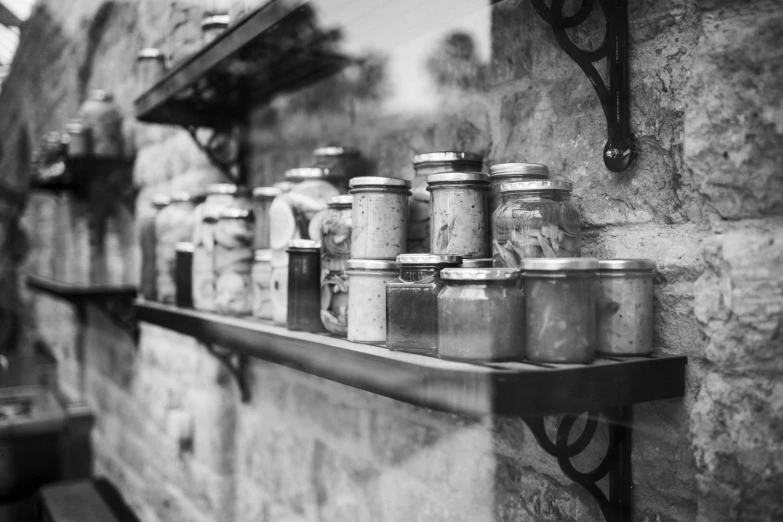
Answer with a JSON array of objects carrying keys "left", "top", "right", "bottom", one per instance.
[
  {"left": 519, "top": 257, "right": 599, "bottom": 271},
  {"left": 326, "top": 195, "right": 353, "bottom": 207},
  {"left": 175, "top": 242, "right": 195, "bottom": 253},
  {"left": 287, "top": 239, "right": 321, "bottom": 250},
  {"left": 489, "top": 163, "right": 549, "bottom": 179},
  {"left": 441, "top": 267, "right": 519, "bottom": 281},
  {"left": 207, "top": 183, "right": 241, "bottom": 195},
  {"left": 137, "top": 48, "right": 165, "bottom": 61},
  {"left": 349, "top": 176, "right": 412, "bottom": 189},
  {"left": 346, "top": 259, "right": 399, "bottom": 271},
  {"left": 461, "top": 258, "right": 494, "bottom": 268},
  {"left": 169, "top": 191, "right": 200, "bottom": 203},
  {"left": 500, "top": 180, "right": 574, "bottom": 193},
  {"left": 314, "top": 146, "right": 360, "bottom": 157},
  {"left": 413, "top": 151, "right": 483, "bottom": 165},
  {"left": 218, "top": 207, "right": 254, "bottom": 221},
  {"left": 201, "top": 13, "right": 230, "bottom": 30},
  {"left": 254, "top": 249, "right": 273, "bottom": 262},
  {"left": 151, "top": 195, "right": 171, "bottom": 209},
  {"left": 285, "top": 167, "right": 332, "bottom": 180},
  {"left": 426, "top": 172, "right": 490, "bottom": 186},
  {"left": 396, "top": 254, "right": 462, "bottom": 265},
  {"left": 252, "top": 186, "right": 282, "bottom": 199},
  {"left": 598, "top": 259, "right": 657, "bottom": 271}
]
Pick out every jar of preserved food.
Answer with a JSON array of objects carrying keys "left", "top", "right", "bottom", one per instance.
[
  {"left": 270, "top": 249, "right": 289, "bottom": 326},
  {"left": 78, "top": 89, "right": 124, "bottom": 157},
  {"left": 427, "top": 172, "right": 490, "bottom": 258},
  {"left": 410, "top": 152, "right": 483, "bottom": 253},
  {"left": 42, "top": 132, "right": 65, "bottom": 163},
  {"left": 137, "top": 48, "right": 167, "bottom": 92},
  {"left": 492, "top": 180, "right": 581, "bottom": 268},
  {"left": 175, "top": 242, "right": 194, "bottom": 308},
  {"left": 461, "top": 258, "right": 493, "bottom": 268},
  {"left": 519, "top": 258, "right": 598, "bottom": 363},
  {"left": 313, "top": 146, "right": 362, "bottom": 188},
  {"left": 438, "top": 268, "right": 523, "bottom": 361},
  {"left": 596, "top": 259, "right": 656, "bottom": 355},
  {"left": 320, "top": 195, "right": 353, "bottom": 335},
  {"left": 349, "top": 176, "right": 411, "bottom": 260},
  {"left": 155, "top": 193, "right": 198, "bottom": 304},
  {"left": 252, "top": 249, "right": 273, "bottom": 319},
  {"left": 201, "top": 13, "right": 230, "bottom": 44},
  {"left": 346, "top": 259, "right": 399, "bottom": 343},
  {"left": 286, "top": 240, "right": 324, "bottom": 332},
  {"left": 139, "top": 195, "right": 170, "bottom": 300},
  {"left": 386, "top": 254, "right": 461, "bottom": 355},
  {"left": 63, "top": 121, "right": 89, "bottom": 158},
  {"left": 488, "top": 162, "right": 549, "bottom": 212},
  {"left": 214, "top": 207, "right": 254, "bottom": 316},
  {"left": 252, "top": 187, "right": 282, "bottom": 249}
]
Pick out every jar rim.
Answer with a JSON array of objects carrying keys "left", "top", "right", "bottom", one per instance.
[
  {"left": 490, "top": 163, "right": 549, "bottom": 177},
  {"left": 460, "top": 258, "right": 494, "bottom": 268},
  {"left": 252, "top": 186, "right": 282, "bottom": 198},
  {"left": 519, "top": 257, "right": 599, "bottom": 271},
  {"left": 287, "top": 239, "right": 321, "bottom": 250},
  {"left": 397, "top": 254, "right": 462, "bottom": 265},
  {"left": 218, "top": 207, "right": 254, "bottom": 220},
  {"left": 151, "top": 195, "right": 171, "bottom": 208},
  {"left": 349, "top": 176, "right": 412, "bottom": 189},
  {"left": 169, "top": 191, "right": 201, "bottom": 203},
  {"left": 326, "top": 195, "right": 354, "bottom": 206},
  {"left": 346, "top": 259, "right": 398, "bottom": 271},
  {"left": 314, "top": 145, "right": 360, "bottom": 157},
  {"left": 413, "top": 151, "right": 483, "bottom": 164},
  {"left": 500, "top": 180, "right": 573, "bottom": 193},
  {"left": 426, "top": 172, "right": 490, "bottom": 185},
  {"left": 137, "top": 48, "right": 164, "bottom": 60},
  {"left": 175, "top": 242, "right": 195, "bottom": 253},
  {"left": 201, "top": 14, "right": 230, "bottom": 28},
  {"left": 441, "top": 268, "right": 519, "bottom": 281},
  {"left": 285, "top": 167, "right": 333, "bottom": 180},
  {"left": 207, "top": 183, "right": 241, "bottom": 195},
  {"left": 254, "top": 249, "right": 273, "bottom": 261},
  {"left": 598, "top": 259, "right": 656, "bottom": 271}
]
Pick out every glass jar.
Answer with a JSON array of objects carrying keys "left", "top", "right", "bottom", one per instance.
[
  {"left": 410, "top": 152, "right": 483, "bottom": 253},
  {"left": 386, "top": 254, "right": 461, "bottom": 355},
  {"left": 488, "top": 163, "right": 549, "bottom": 212},
  {"left": 438, "top": 268, "right": 524, "bottom": 361},
  {"left": 137, "top": 48, "right": 167, "bottom": 92},
  {"left": 461, "top": 258, "right": 493, "bottom": 268},
  {"left": 78, "top": 89, "right": 124, "bottom": 157},
  {"left": 346, "top": 259, "right": 399, "bottom": 343},
  {"left": 286, "top": 240, "right": 324, "bottom": 332},
  {"left": 349, "top": 176, "right": 411, "bottom": 260},
  {"left": 492, "top": 180, "right": 581, "bottom": 268},
  {"left": 175, "top": 242, "right": 194, "bottom": 308},
  {"left": 252, "top": 186, "right": 282, "bottom": 249},
  {"left": 155, "top": 193, "right": 198, "bottom": 304},
  {"left": 270, "top": 249, "right": 289, "bottom": 326},
  {"left": 63, "top": 121, "right": 89, "bottom": 158},
  {"left": 596, "top": 259, "right": 656, "bottom": 355},
  {"left": 312, "top": 145, "right": 362, "bottom": 188},
  {"left": 201, "top": 13, "right": 230, "bottom": 44},
  {"left": 139, "top": 195, "right": 170, "bottom": 301},
  {"left": 214, "top": 207, "right": 254, "bottom": 316},
  {"left": 252, "top": 249, "right": 273, "bottom": 320},
  {"left": 427, "top": 172, "right": 490, "bottom": 258},
  {"left": 519, "top": 258, "right": 598, "bottom": 364},
  {"left": 285, "top": 167, "right": 347, "bottom": 197},
  {"left": 320, "top": 195, "right": 353, "bottom": 335}
]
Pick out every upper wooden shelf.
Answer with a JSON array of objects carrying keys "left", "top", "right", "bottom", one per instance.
[{"left": 134, "top": 2, "right": 351, "bottom": 128}]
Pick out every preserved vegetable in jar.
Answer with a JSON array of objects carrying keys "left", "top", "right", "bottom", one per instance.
[
  {"left": 488, "top": 163, "right": 548, "bottom": 212},
  {"left": 155, "top": 193, "right": 198, "bottom": 304},
  {"left": 252, "top": 249, "right": 273, "bottom": 319},
  {"left": 139, "top": 195, "right": 170, "bottom": 300},
  {"left": 214, "top": 207, "right": 254, "bottom": 316},
  {"left": 320, "top": 195, "right": 353, "bottom": 335},
  {"left": 286, "top": 240, "right": 324, "bottom": 332},
  {"left": 519, "top": 258, "right": 598, "bottom": 364},
  {"left": 492, "top": 180, "right": 581, "bottom": 268},
  {"left": 349, "top": 177, "right": 411, "bottom": 260},
  {"left": 427, "top": 172, "right": 490, "bottom": 258},
  {"left": 346, "top": 260, "right": 399, "bottom": 343},
  {"left": 252, "top": 186, "right": 282, "bottom": 249},
  {"left": 78, "top": 89, "right": 124, "bottom": 157},
  {"left": 175, "top": 242, "right": 194, "bottom": 308}
]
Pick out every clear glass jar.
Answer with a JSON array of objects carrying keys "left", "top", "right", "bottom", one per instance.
[
  {"left": 346, "top": 260, "right": 399, "bottom": 343},
  {"left": 596, "top": 259, "right": 656, "bottom": 355},
  {"left": 438, "top": 268, "right": 523, "bottom": 361},
  {"left": 492, "top": 180, "right": 581, "bottom": 268},
  {"left": 214, "top": 207, "right": 254, "bottom": 316},
  {"left": 63, "top": 121, "right": 89, "bottom": 158},
  {"left": 137, "top": 48, "right": 167, "bottom": 93},
  {"left": 201, "top": 13, "right": 230, "bottom": 44},
  {"left": 252, "top": 249, "right": 273, "bottom": 320},
  {"left": 519, "top": 258, "right": 598, "bottom": 363},
  {"left": 312, "top": 146, "right": 362, "bottom": 188},
  {"left": 320, "top": 195, "right": 353, "bottom": 335},
  {"left": 175, "top": 242, "right": 194, "bottom": 308},
  {"left": 270, "top": 249, "right": 289, "bottom": 326},
  {"left": 287, "top": 240, "right": 324, "bottom": 332},
  {"left": 252, "top": 186, "right": 282, "bottom": 249},
  {"left": 139, "top": 195, "right": 170, "bottom": 301},
  {"left": 410, "top": 152, "right": 483, "bottom": 253},
  {"left": 488, "top": 162, "right": 549, "bottom": 212},
  {"left": 155, "top": 193, "right": 198, "bottom": 304},
  {"left": 427, "top": 172, "right": 490, "bottom": 258},
  {"left": 78, "top": 89, "right": 123, "bottom": 157},
  {"left": 349, "top": 176, "right": 411, "bottom": 260},
  {"left": 386, "top": 254, "right": 461, "bottom": 355}
]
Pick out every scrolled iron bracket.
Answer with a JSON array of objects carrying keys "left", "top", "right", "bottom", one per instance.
[
  {"left": 203, "top": 343, "right": 250, "bottom": 403},
  {"left": 530, "top": 0, "right": 634, "bottom": 172}
]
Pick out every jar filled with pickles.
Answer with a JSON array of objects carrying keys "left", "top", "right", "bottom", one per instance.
[
  {"left": 427, "top": 172, "right": 490, "bottom": 258},
  {"left": 320, "top": 195, "right": 353, "bottom": 335},
  {"left": 488, "top": 162, "right": 549, "bottom": 212},
  {"left": 214, "top": 207, "right": 254, "bottom": 316},
  {"left": 492, "top": 180, "right": 581, "bottom": 268}
]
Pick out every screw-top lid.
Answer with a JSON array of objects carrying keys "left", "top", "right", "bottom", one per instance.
[
  {"left": 201, "top": 13, "right": 230, "bottom": 29},
  {"left": 326, "top": 195, "right": 354, "bottom": 207},
  {"left": 441, "top": 267, "right": 519, "bottom": 281},
  {"left": 252, "top": 186, "right": 282, "bottom": 199},
  {"left": 349, "top": 176, "right": 412, "bottom": 189},
  {"left": 396, "top": 254, "right": 462, "bottom": 265},
  {"left": 426, "top": 172, "right": 490, "bottom": 186},
  {"left": 207, "top": 183, "right": 240, "bottom": 195},
  {"left": 151, "top": 195, "right": 171, "bottom": 209},
  {"left": 217, "top": 207, "right": 254, "bottom": 220},
  {"left": 287, "top": 239, "right": 321, "bottom": 250},
  {"left": 314, "top": 146, "right": 360, "bottom": 157},
  {"left": 285, "top": 167, "right": 333, "bottom": 180},
  {"left": 169, "top": 192, "right": 201, "bottom": 203},
  {"left": 88, "top": 89, "right": 113, "bottom": 102},
  {"left": 500, "top": 180, "right": 574, "bottom": 193},
  {"left": 346, "top": 259, "right": 399, "bottom": 271},
  {"left": 175, "top": 242, "right": 195, "bottom": 253},
  {"left": 489, "top": 163, "right": 549, "bottom": 179},
  {"left": 413, "top": 151, "right": 483, "bottom": 164},
  {"left": 598, "top": 259, "right": 657, "bottom": 271},
  {"left": 254, "top": 249, "right": 273, "bottom": 262},
  {"left": 519, "top": 257, "right": 599, "bottom": 271},
  {"left": 461, "top": 258, "right": 494, "bottom": 268},
  {"left": 137, "top": 48, "right": 165, "bottom": 60}
]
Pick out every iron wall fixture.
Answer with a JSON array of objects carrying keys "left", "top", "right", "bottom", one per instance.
[
  {"left": 203, "top": 342, "right": 250, "bottom": 403},
  {"left": 530, "top": 0, "right": 634, "bottom": 172}
]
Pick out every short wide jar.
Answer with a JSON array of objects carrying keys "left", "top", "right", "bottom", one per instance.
[
  {"left": 349, "top": 177, "right": 411, "bottom": 260},
  {"left": 346, "top": 259, "right": 399, "bottom": 343},
  {"left": 519, "top": 258, "right": 599, "bottom": 364},
  {"left": 438, "top": 268, "right": 524, "bottom": 361},
  {"left": 427, "top": 172, "right": 490, "bottom": 258}
]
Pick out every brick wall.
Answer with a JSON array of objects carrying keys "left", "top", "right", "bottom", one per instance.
[{"left": 2, "top": 0, "right": 782, "bottom": 521}]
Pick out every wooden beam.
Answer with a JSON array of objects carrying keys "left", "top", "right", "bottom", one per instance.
[{"left": 0, "top": 2, "right": 22, "bottom": 27}]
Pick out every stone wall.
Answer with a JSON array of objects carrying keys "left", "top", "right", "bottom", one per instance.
[{"left": 1, "top": 0, "right": 781, "bottom": 521}]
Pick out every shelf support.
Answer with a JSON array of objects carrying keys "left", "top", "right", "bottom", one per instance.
[
  {"left": 184, "top": 126, "right": 241, "bottom": 183},
  {"left": 522, "top": 407, "right": 632, "bottom": 522},
  {"left": 530, "top": 0, "right": 634, "bottom": 172},
  {"left": 203, "top": 343, "right": 250, "bottom": 403}
]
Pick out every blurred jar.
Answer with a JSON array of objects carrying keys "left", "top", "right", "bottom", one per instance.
[
  {"left": 139, "top": 195, "right": 170, "bottom": 301},
  {"left": 63, "top": 121, "right": 89, "bottom": 158},
  {"left": 251, "top": 186, "right": 282, "bottom": 249},
  {"left": 427, "top": 172, "right": 490, "bottom": 258},
  {"left": 155, "top": 192, "right": 199, "bottom": 304},
  {"left": 175, "top": 242, "right": 194, "bottom": 308},
  {"left": 251, "top": 249, "right": 273, "bottom": 319},
  {"left": 346, "top": 259, "right": 399, "bottom": 343},
  {"left": 137, "top": 48, "right": 167, "bottom": 92},
  {"left": 312, "top": 145, "right": 362, "bottom": 189},
  {"left": 320, "top": 195, "right": 353, "bottom": 335},
  {"left": 410, "top": 152, "right": 483, "bottom": 253},
  {"left": 214, "top": 207, "right": 254, "bottom": 316},
  {"left": 461, "top": 258, "right": 493, "bottom": 268},
  {"left": 78, "top": 89, "right": 124, "bottom": 157},
  {"left": 270, "top": 249, "right": 289, "bottom": 326},
  {"left": 492, "top": 180, "right": 581, "bottom": 268},
  {"left": 488, "top": 163, "right": 548, "bottom": 212},
  {"left": 349, "top": 176, "right": 411, "bottom": 260},
  {"left": 286, "top": 240, "right": 324, "bottom": 332},
  {"left": 201, "top": 13, "right": 230, "bottom": 45},
  {"left": 42, "top": 132, "right": 65, "bottom": 164}
]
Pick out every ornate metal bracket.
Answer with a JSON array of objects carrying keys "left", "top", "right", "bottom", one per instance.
[
  {"left": 203, "top": 343, "right": 250, "bottom": 403},
  {"left": 523, "top": 407, "right": 632, "bottom": 522},
  {"left": 82, "top": 294, "right": 140, "bottom": 345},
  {"left": 184, "top": 126, "right": 243, "bottom": 183},
  {"left": 530, "top": 0, "right": 634, "bottom": 172}
]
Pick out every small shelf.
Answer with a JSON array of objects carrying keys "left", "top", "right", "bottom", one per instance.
[{"left": 134, "top": 2, "right": 352, "bottom": 128}]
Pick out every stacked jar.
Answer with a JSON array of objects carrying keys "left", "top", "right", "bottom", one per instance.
[
  {"left": 320, "top": 195, "right": 353, "bottom": 335},
  {"left": 214, "top": 208, "right": 254, "bottom": 316},
  {"left": 488, "top": 162, "right": 549, "bottom": 212},
  {"left": 155, "top": 192, "right": 199, "bottom": 304},
  {"left": 427, "top": 172, "right": 490, "bottom": 258}
]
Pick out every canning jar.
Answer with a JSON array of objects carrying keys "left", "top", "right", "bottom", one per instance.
[
  {"left": 492, "top": 180, "right": 581, "bottom": 268},
  {"left": 139, "top": 195, "right": 170, "bottom": 301},
  {"left": 251, "top": 249, "right": 273, "bottom": 320},
  {"left": 410, "top": 152, "right": 483, "bottom": 253},
  {"left": 386, "top": 254, "right": 461, "bottom": 355},
  {"left": 64, "top": 121, "right": 89, "bottom": 158},
  {"left": 286, "top": 240, "right": 324, "bottom": 332},
  {"left": 213, "top": 208, "right": 254, "bottom": 316},
  {"left": 252, "top": 186, "right": 282, "bottom": 249},
  {"left": 438, "top": 268, "right": 524, "bottom": 361},
  {"left": 78, "top": 89, "right": 124, "bottom": 157},
  {"left": 155, "top": 193, "right": 198, "bottom": 304},
  {"left": 461, "top": 258, "right": 493, "bottom": 268},
  {"left": 320, "top": 195, "right": 353, "bottom": 335},
  {"left": 427, "top": 172, "right": 490, "bottom": 258},
  {"left": 519, "top": 258, "right": 598, "bottom": 364},
  {"left": 346, "top": 259, "right": 399, "bottom": 343},
  {"left": 137, "top": 48, "right": 167, "bottom": 92},
  {"left": 201, "top": 13, "right": 230, "bottom": 44},
  {"left": 596, "top": 259, "right": 656, "bottom": 355},
  {"left": 488, "top": 162, "right": 549, "bottom": 212},
  {"left": 175, "top": 242, "right": 194, "bottom": 308},
  {"left": 270, "top": 249, "right": 289, "bottom": 326},
  {"left": 313, "top": 145, "right": 362, "bottom": 188},
  {"left": 349, "top": 176, "right": 411, "bottom": 260}
]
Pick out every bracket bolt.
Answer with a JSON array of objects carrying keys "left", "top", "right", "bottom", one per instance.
[{"left": 605, "top": 148, "right": 621, "bottom": 159}]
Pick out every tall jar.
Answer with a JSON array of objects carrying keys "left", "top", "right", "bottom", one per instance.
[
  {"left": 320, "top": 195, "right": 353, "bottom": 335},
  {"left": 346, "top": 259, "right": 399, "bottom": 343},
  {"left": 270, "top": 249, "right": 289, "bottom": 326},
  {"left": 78, "top": 89, "right": 123, "bottom": 157},
  {"left": 519, "top": 258, "right": 598, "bottom": 364},
  {"left": 252, "top": 186, "right": 282, "bottom": 249},
  {"left": 438, "top": 268, "right": 524, "bottom": 361},
  {"left": 488, "top": 162, "right": 549, "bottom": 212},
  {"left": 492, "top": 180, "right": 581, "bottom": 268},
  {"left": 286, "top": 240, "right": 324, "bottom": 332},
  {"left": 410, "top": 152, "right": 483, "bottom": 253},
  {"left": 155, "top": 193, "right": 198, "bottom": 304},
  {"left": 251, "top": 249, "right": 273, "bottom": 320},
  {"left": 137, "top": 48, "right": 167, "bottom": 92},
  {"left": 427, "top": 172, "right": 490, "bottom": 258},
  {"left": 349, "top": 176, "right": 411, "bottom": 260},
  {"left": 139, "top": 195, "right": 170, "bottom": 301},
  {"left": 175, "top": 242, "right": 194, "bottom": 308},
  {"left": 386, "top": 254, "right": 461, "bottom": 355},
  {"left": 596, "top": 259, "right": 656, "bottom": 355},
  {"left": 214, "top": 207, "right": 254, "bottom": 316}
]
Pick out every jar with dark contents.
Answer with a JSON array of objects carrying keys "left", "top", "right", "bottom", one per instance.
[
  {"left": 287, "top": 240, "right": 325, "bottom": 332},
  {"left": 63, "top": 121, "right": 89, "bottom": 158},
  {"left": 252, "top": 186, "right": 282, "bottom": 249},
  {"left": 320, "top": 195, "right": 353, "bottom": 335},
  {"left": 427, "top": 172, "right": 490, "bottom": 258},
  {"left": 201, "top": 13, "right": 230, "bottom": 45},
  {"left": 386, "top": 254, "right": 461, "bottom": 355},
  {"left": 137, "top": 48, "right": 167, "bottom": 92},
  {"left": 78, "top": 89, "right": 124, "bottom": 157},
  {"left": 492, "top": 180, "right": 581, "bottom": 267},
  {"left": 349, "top": 177, "right": 411, "bottom": 260},
  {"left": 519, "top": 258, "right": 598, "bottom": 364},
  {"left": 155, "top": 193, "right": 198, "bottom": 304},
  {"left": 214, "top": 207, "right": 255, "bottom": 316},
  {"left": 139, "top": 195, "right": 170, "bottom": 301},
  {"left": 438, "top": 268, "right": 524, "bottom": 361},
  {"left": 346, "top": 259, "right": 399, "bottom": 343},
  {"left": 488, "top": 163, "right": 549, "bottom": 212},
  {"left": 175, "top": 242, "right": 194, "bottom": 308},
  {"left": 312, "top": 146, "right": 362, "bottom": 188},
  {"left": 410, "top": 152, "right": 483, "bottom": 253}
]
